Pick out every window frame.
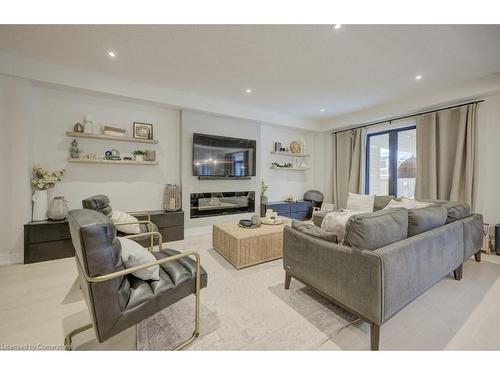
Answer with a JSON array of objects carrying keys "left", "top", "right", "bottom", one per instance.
[{"left": 365, "top": 125, "right": 416, "bottom": 197}]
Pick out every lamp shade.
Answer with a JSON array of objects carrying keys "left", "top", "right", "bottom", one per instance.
[{"left": 398, "top": 156, "right": 416, "bottom": 178}]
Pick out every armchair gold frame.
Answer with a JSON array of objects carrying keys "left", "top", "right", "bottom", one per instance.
[
  {"left": 114, "top": 210, "right": 158, "bottom": 251},
  {"left": 64, "top": 231, "right": 201, "bottom": 351}
]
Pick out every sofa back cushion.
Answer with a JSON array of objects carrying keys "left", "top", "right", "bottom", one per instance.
[
  {"left": 292, "top": 220, "right": 338, "bottom": 243},
  {"left": 407, "top": 205, "right": 448, "bottom": 237},
  {"left": 373, "top": 195, "right": 395, "bottom": 211},
  {"left": 343, "top": 208, "right": 408, "bottom": 250},
  {"left": 420, "top": 200, "right": 470, "bottom": 223}
]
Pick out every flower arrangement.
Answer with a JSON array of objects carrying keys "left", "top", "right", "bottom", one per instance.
[
  {"left": 132, "top": 150, "right": 146, "bottom": 156},
  {"left": 260, "top": 180, "right": 269, "bottom": 196},
  {"left": 31, "top": 165, "right": 65, "bottom": 190}
]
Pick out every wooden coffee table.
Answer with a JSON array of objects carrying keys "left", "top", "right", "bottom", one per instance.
[{"left": 212, "top": 219, "right": 291, "bottom": 269}]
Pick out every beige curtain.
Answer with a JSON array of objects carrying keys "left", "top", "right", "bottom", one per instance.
[
  {"left": 415, "top": 103, "right": 478, "bottom": 209},
  {"left": 332, "top": 128, "right": 363, "bottom": 209}
]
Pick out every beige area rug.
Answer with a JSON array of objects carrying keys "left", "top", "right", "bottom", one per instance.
[{"left": 137, "top": 260, "right": 357, "bottom": 350}]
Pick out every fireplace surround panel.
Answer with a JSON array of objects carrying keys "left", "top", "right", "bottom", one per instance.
[{"left": 190, "top": 191, "right": 255, "bottom": 218}]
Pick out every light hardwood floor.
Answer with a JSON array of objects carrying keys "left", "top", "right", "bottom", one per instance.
[{"left": 1, "top": 233, "right": 500, "bottom": 350}]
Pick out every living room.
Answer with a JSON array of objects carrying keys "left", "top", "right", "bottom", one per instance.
[{"left": 1, "top": 1, "right": 500, "bottom": 373}]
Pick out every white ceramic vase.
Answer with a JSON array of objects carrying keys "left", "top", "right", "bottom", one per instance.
[
  {"left": 32, "top": 190, "right": 48, "bottom": 221},
  {"left": 135, "top": 155, "right": 144, "bottom": 162},
  {"left": 47, "top": 196, "right": 69, "bottom": 221}
]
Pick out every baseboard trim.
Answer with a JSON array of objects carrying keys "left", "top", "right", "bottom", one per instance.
[{"left": 0, "top": 253, "right": 23, "bottom": 266}]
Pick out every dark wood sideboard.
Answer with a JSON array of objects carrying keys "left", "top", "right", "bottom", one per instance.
[
  {"left": 260, "top": 200, "right": 314, "bottom": 221},
  {"left": 24, "top": 210, "right": 185, "bottom": 264}
]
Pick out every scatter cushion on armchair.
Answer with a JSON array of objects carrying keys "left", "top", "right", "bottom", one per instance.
[
  {"left": 111, "top": 210, "right": 141, "bottom": 234},
  {"left": 118, "top": 237, "right": 160, "bottom": 281}
]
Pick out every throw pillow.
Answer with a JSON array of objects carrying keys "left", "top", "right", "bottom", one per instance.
[
  {"left": 118, "top": 237, "right": 160, "bottom": 281},
  {"left": 111, "top": 210, "right": 141, "bottom": 234},
  {"left": 346, "top": 193, "right": 375, "bottom": 212}
]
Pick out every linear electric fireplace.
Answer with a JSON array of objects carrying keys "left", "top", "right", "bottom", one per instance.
[{"left": 190, "top": 191, "right": 255, "bottom": 218}]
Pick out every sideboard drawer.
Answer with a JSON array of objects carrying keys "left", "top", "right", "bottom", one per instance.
[
  {"left": 291, "top": 201, "right": 313, "bottom": 212},
  {"left": 151, "top": 211, "right": 184, "bottom": 228},
  {"left": 27, "top": 222, "right": 71, "bottom": 244},
  {"left": 267, "top": 202, "right": 290, "bottom": 215},
  {"left": 26, "top": 239, "right": 75, "bottom": 263}
]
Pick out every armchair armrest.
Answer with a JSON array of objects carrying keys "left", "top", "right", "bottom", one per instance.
[
  {"left": 123, "top": 231, "right": 163, "bottom": 251},
  {"left": 115, "top": 220, "right": 154, "bottom": 232},
  {"left": 81, "top": 250, "right": 200, "bottom": 284},
  {"left": 127, "top": 211, "right": 151, "bottom": 221}
]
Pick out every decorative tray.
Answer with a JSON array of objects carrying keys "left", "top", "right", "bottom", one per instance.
[
  {"left": 261, "top": 218, "right": 285, "bottom": 225},
  {"left": 238, "top": 223, "right": 262, "bottom": 229}
]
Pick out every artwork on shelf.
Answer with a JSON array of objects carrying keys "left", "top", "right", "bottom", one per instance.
[
  {"left": 102, "top": 125, "right": 127, "bottom": 137},
  {"left": 289, "top": 141, "right": 301, "bottom": 154},
  {"left": 133, "top": 122, "right": 154, "bottom": 140}
]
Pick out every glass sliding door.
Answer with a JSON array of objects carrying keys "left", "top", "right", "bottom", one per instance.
[
  {"left": 365, "top": 126, "right": 416, "bottom": 197},
  {"left": 366, "top": 133, "right": 390, "bottom": 196},
  {"left": 396, "top": 128, "right": 416, "bottom": 198}
]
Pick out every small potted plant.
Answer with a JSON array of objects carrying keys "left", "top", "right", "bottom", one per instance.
[
  {"left": 132, "top": 150, "right": 146, "bottom": 162},
  {"left": 260, "top": 179, "right": 269, "bottom": 205}
]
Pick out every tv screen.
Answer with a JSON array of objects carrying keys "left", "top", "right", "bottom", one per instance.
[{"left": 193, "top": 133, "right": 256, "bottom": 177}]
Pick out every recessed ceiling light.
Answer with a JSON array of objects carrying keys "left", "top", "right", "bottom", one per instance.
[
  {"left": 320, "top": 108, "right": 326, "bottom": 112},
  {"left": 334, "top": 24, "right": 342, "bottom": 30},
  {"left": 245, "top": 88, "right": 252, "bottom": 94},
  {"left": 107, "top": 51, "right": 116, "bottom": 58},
  {"left": 415, "top": 75, "right": 422, "bottom": 81}
]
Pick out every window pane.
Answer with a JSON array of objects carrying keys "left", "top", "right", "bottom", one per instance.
[
  {"left": 368, "top": 133, "right": 390, "bottom": 195},
  {"left": 396, "top": 129, "right": 416, "bottom": 198}
]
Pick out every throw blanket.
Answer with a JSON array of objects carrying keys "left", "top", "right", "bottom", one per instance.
[{"left": 321, "top": 210, "right": 366, "bottom": 242}]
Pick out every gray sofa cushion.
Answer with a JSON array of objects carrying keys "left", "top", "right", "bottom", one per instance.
[
  {"left": 374, "top": 195, "right": 395, "bottom": 211},
  {"left": 343, "top": 208, "right": 408, "bottom": 250},
  {"left": 420, "top": 199, "right": 470, "bottom": 223},
  {"left": 407, "top": 205, "right": 448, "bottom": 237},
  {"left": 292, "top": 220, "right": 338, "bottom": 243}
]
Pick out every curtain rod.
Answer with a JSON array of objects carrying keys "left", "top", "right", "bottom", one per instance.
[{"left": 331, "top": 99, "right": 484, "bottom": 135}]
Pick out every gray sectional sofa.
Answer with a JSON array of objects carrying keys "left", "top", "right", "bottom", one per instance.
[{"left": 283, "top": 198, "right": 483, "bottom": 350}]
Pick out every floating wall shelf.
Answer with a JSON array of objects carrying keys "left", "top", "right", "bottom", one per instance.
[
  {"left": 270, "top": 166, "right": 309, "bottom": 171},
  {"left": 270, "top": 151, "right": 310, "bottom": 157},
  {"left": 67, "top": 158, "right": 159, "bottom": 166},
  {"left": 65, "top": 131, "right": 159, "bottom": 144}
]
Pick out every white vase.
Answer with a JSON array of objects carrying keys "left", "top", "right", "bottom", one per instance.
[
  {"left": 32, "top": 190, "right": 48, "bottom": 221},
  {"left": 135, "top": 155, "right": 144, "bottom": 162}
]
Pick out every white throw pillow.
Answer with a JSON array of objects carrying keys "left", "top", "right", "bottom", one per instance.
[
  {"left": 118, "top": 237, "right": 160, "bottom": 281},
  {"left": 111, "top": 210, "right": 141, "bottom": 234},
  {"left": 346, "top": 193, "right": 375, "bottom": 212}
]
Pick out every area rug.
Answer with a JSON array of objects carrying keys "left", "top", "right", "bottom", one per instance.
[{"left": 136, "top": 284, "right": 358, "bottom": 350}]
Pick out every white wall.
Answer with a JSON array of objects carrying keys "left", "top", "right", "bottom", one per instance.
[
  {"left": 32, "top": 83, "right": 181, "bottom": 212},
  {"left": 0, "top": 76, "right": 328, "bottom": 264},
  {"left": 181, "top": 110, "right": 262, "bottom": 232},
  {"left": 260, "top": 125, "right": 316, "bottom": 202},
  {"left": 0, "top": 75, "right": 34, "bottom": 264},
  {"left": 475, "top": 94, "right": 500, "bottom": 226}
]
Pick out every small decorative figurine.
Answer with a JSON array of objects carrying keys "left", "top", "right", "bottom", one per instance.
[
  {"left": 70, "top": 139, "right": 80, "bottom": 158},
  {"left": 73, "top": 123, "right": 84, "bottom": 133}
]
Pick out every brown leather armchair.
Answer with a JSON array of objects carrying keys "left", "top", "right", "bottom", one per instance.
[{"left": 65, "top": 209, "right": 208, "bottom": 350}]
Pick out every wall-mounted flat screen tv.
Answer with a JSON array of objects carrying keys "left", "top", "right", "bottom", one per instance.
[{"left": 193, "top": 133, "right": 256, "bottom": 177}]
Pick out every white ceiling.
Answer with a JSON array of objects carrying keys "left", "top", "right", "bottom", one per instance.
[{"left": 1, "top": 24, "right": 500, "bottom": 125}]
